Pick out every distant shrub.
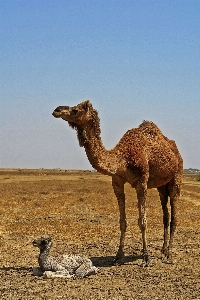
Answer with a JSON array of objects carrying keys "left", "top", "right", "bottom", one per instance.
[{"left": 196, "top": 173, "right": 200, "bottom": 181}]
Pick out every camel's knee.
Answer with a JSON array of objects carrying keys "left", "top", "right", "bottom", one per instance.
[
  {"left": 138, "top": 216, "right": 147, "bottom": 231},
  {"left": 168, "top": 183, "right": 181, "bottom": 199},
  {"left": 75, "top": 261, "right": 98, "bottom": 278}
]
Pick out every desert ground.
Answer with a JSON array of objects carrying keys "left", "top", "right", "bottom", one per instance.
[{"left": 0, "top": 169, "right": 199, "bottom": 299}]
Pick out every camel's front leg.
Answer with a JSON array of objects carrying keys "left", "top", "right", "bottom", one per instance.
[
  {"left": 112, "top": 177, "right": 126, "bottom": 264},
  {"left": 135, "top": 182, "right": 149, "bottom": 266}
]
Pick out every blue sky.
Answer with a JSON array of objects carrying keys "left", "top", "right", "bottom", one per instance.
[{"left": 1, "top": 0, "right": 200, "bottom": 170}]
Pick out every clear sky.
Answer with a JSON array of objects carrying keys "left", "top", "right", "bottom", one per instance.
[{"left": 1, "top": 0, "right": 200, "bottom": 170}]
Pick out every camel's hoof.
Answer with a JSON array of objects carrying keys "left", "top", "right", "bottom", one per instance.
[
  {"left": 162, "top": 255, "right": 173, "bottom": 264},
  {"left": 141, "top": 261, "right": 148, "bottom": 267},
  {"left": 161, "top": 247, "right": 173, "bottom": 264},
  {"left": 113, "top": 251, "right": 124, "bottom": 265},
  {"left": 141, "top": 251, "right": 150, "bottom": 267},
  {"left": 166, "top": 253, "right": 173, "bottom": 264}
]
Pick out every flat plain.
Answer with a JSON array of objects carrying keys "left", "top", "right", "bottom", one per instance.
[{"left": 0, "top": 169, "right": 199, "bottom": 299}]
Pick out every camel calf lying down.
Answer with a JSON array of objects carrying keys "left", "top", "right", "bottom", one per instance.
[{"left": 32, "top": 236, "right": 98, "bottom": 279}]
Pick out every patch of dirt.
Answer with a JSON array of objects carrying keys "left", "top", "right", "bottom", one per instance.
[{"left": 0, "top": 170, "right": 199, "bottom": 299}]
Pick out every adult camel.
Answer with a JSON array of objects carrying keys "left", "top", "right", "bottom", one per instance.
[{"left": 52, "top": 100, "right": 183, "bottom": 265}]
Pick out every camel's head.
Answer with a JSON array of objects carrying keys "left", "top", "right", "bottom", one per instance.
[
  {"left": 52, "top": 100, "right": 92, "bottom": 126},
  {"left": 33, "top": 236, "right": 52, "bottom": 250},
  {"left": 53, "top": 100, "right": 100, "bottom": 147}
]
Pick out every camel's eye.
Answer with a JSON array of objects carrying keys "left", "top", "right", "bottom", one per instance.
[{"left": 72, "top": 108, "right": 78, "bottom": 114}]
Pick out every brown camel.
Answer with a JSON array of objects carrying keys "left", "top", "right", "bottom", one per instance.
[{"left": 52, "top": 100, "right": 183, "bottom": 265}]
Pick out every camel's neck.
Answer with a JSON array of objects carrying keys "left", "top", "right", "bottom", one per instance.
[
  {"left": 84, "top": 134, "right": 113, "bottom": 175},
  {"left": 75, "top": 116, "right": 118, "bottom": 176},
  {"left": 39, "top": 246, "right": 51, "bottom": 267}
]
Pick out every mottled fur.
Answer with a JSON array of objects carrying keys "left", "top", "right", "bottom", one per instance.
[
  {"left": 32, "top": 237, "right": 98, "bottom": 278},
  {"left": 52, "top": 100, "right": 183, "bottom": 265}
]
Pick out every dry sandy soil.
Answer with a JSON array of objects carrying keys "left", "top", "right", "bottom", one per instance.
[{"left": 0, "top": 169, "right": 199, "bottom": 299}]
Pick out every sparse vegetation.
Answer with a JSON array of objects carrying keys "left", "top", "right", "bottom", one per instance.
[{"left": 196, "top": 173, "right": 200, "bottom": 181}]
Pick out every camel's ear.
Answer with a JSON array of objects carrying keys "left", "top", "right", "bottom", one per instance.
[{"left": 82, "top": 100, "right": 92, "bottom": 111}]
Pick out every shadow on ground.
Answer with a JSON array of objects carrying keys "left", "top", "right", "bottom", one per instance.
[{"left": 91, "top": 254, "right": 143, "bottom": 267}]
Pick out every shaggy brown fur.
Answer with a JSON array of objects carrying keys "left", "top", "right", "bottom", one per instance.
[{"left": 52, "top": 100, "right": 183, "bottom": 265}]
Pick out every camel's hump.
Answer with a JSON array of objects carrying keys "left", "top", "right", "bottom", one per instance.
[{"left": 139, "top": 121, "right": 163, "bottom": 138}]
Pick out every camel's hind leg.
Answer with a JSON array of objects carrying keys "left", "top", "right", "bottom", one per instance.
[
  {"left": 157, "top": 185, "right": 170, "bottom": 258},
  {"left": 167, "top": 177, "right": 181, "bottom": 262},
  {"left": 75, "top": 260, "right": 98, "bottom": 278},
  {"left": 158, "top": 175, "right": 181, "bottom": 262}
]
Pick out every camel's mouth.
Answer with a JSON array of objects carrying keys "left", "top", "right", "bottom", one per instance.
[
  {"left": 52, "top": 110, "right": 76, "bottom": 123},
  {"left": 52, "top": 111, "right": 62, "bottom": 118},
  {"left": 52, "top": 106, "right": 64, "bottom": 118},
  {"left": 52, "top": 106, "right": 72, "bottom": 120}
]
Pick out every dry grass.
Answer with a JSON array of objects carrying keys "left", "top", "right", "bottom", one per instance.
[{"left": 0, "top": 169, "right": 200, "bottom": 299}]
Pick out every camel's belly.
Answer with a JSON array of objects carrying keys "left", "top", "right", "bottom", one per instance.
[
  {"left": 125, "top": 173, "right": 174, "bottom": 189},
  {"left": 118, "top": 160, "right": 178, "bottom": 189},
  {"left": 147, "top": 175, "right": 174, "bottom": 189},
  {"left": 147, "top": 158, "right": 179, "bottom": 188}
]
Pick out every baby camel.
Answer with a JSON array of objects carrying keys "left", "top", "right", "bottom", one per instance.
[{"left": 32, "top": 236, "right": 98, "bottom": 278}]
